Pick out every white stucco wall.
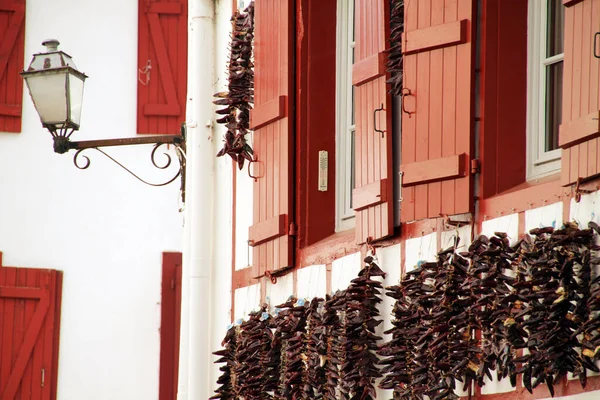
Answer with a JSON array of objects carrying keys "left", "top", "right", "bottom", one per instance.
[{"left": 0, "top": 1, "right": 183, "bottom": 399}]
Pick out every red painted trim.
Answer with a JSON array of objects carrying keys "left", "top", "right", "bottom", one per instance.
[
  {"left": 352, "top": 179, "right": 387, "bottom": 211},
  {"left": 559, "top": 111, "right": 600, "bottom": 148},
  {"left": 249, "top": 95, "right": 286, "bottom": 130},
  {"left": 403, "top": 19, "right": 467, "bottom": 54},
  {"left": 563, "top": 0, "right": 584, "bottom": 6},
  {"left": 159, "top": 252, "right": 182, "bottom": 400},
  {"left": 351, "top": 52, "right": 387, "bottom": 86},
  {"left": 249, "top": 214, "right": 287, "bottom": 246},
  {"left": 401, "top": 154, "right": 466, "bottom": 186}
]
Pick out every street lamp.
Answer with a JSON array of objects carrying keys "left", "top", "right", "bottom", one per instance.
[{"left": 21, "top": 40, "right": 186, "bottom": 194}]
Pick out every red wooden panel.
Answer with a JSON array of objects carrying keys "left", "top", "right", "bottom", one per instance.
[
  {"left": 351, "top": 52, "right": 387, "bottom": 86},
  {"left": 249, "top": 214, "right": 287, "bottom": 247},
  {"left": 137, "top": 0, "right": 187, "bottom": 134},
  {"left": 249, "top": 95, "right": 286, "bottom": 130},
  {"left": 295, "top": 0, "right": 337, "bottom": 247},
  {"left": 251, "top": 0, "right": 294, "bottom": 274},
  {"left": 560, "top": 0, "right": 600, "bottom": 185},
  {"left": 479, "top": 0, "right": 527, "bottom": 197},
  {"left": 159, "top": 252, "right": 182, "bottom": 400},
  {"left": 403, "top": 19, "right": 467, "bottom": 54},
  {"left": 353, "top": 179, "right": 387, "bottom": 211},
  {"left": 0, "top": 267, "right": 62, "bottom": 400},
  {"left": 353, "top": 0, "right": 393, "bottom": 244},
  {"left": 401, "top": 0, "right": 475, "bottom": 222},
  {"left": 402, "top": 154, "right": 466, "bottom": 186},
  {"left": 0, "top": 0, "right": 25, "bottom": 133}
]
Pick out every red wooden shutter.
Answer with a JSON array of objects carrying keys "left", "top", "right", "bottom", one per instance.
[
  {"left": 159, "top": 252, "right": 181, "bottom": 400},
  {"left": 0, "top": 266, "right": 63, "bottom": 400},
  {"left": 400, "top": 0, "right": 476, "bottom": 222},
  {"left": 137, "top": 0, "right": 187, "bottom": 135},
  {"left": 352, "top": 0, "right": 394, "bottom": 244},
  {"left": 0, "top": 0, "right": 25, "bottom": 133},
  {"left": 248, "top": 0, "right": 294, "bottom": 275},
  {"left": 559, "top": 0, "right": 600, "bottom": 185}
]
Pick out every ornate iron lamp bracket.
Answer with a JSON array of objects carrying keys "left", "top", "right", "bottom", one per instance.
[{"left": 49, "top": 124, "right": 187, "bottom": 202}]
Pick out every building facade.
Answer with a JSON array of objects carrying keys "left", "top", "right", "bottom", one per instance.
[{"left": 218, "top": 0, "right": 600, "bottom": 399}]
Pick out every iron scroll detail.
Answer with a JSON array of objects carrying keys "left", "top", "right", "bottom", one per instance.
[{"left": 72, "top": 142, "right": 184, "bottom": 187}]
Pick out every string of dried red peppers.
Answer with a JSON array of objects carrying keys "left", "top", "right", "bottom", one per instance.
[
  {"left": 214, "top": 1, "right": 255, "bottom": 169},
  {"left": 212, "top": 223, "right": 600, "bottom": 398}
]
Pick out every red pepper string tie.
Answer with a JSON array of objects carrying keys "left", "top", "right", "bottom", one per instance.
[{"left": 366, "top": 236, "right": 376, "bottom": 257}]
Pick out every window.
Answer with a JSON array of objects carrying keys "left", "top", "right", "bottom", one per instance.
[
  {"left": 527, "top": 0, "right": 564, "bottom": 179},
  {"left": 336, "top": 0, "right": 355, "bottom": 231}
]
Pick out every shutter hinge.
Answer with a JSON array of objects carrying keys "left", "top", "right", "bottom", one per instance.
[
  {"left": 41, "top": 368, "right": 45, "bottom": 388},
  {"left": 289, "top": 222, "right": 297, "bottom": 236},
  {"left": 470, "top": 159, "right": 481, "bottom": 174}
]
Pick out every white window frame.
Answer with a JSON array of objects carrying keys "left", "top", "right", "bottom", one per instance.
[
  {"left": 526, "top": 0, "right": 563, "bottom": 180},
  {"left": 335, "top": 0, "right": 355, "bottom": 232}
]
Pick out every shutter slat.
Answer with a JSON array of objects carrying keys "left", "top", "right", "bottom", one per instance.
[
  {"left": 402, "top": 154, "right": 466, "bottom": 186},
  {"left": 353, "top": 179, "right": 387, "bottom": 211},
  {"left": 559, "top": 111, "right": 600, "bottom": 148},
  {"left": 403, "top": 19, "right": 467, "bottom": 55},
  {"left": 352, "top": 52, "right": 387, "bottom": 86},
  {"left": 249, "top": 95, "right": 286, "bottom": 130},
  {"left": 249, "top": 214, "right": 287, "bottom": 247},
  {"left": 0, "top": 104, "right": 20, "bottom": 117},
  {"left": 147, "top": 3, "right": 181, "bottom": 14}
]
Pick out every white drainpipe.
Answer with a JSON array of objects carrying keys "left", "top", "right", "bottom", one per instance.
[{"left": 179, "top": 0, "right": 215, "bottom": 399}]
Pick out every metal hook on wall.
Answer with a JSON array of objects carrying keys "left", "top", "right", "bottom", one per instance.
[{"left": 138, "top": 59, "right": 152, "bottom": 85}]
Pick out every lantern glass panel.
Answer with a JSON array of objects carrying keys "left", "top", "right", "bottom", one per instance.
[
  {"left": 25, "top": 70, "right": 68, "bottom": 127},
  {"left": 67, "top": 73, "right": 85, "bottom": 127}
]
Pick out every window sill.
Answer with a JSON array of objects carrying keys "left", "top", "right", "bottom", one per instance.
[
  {"left": 478, "top": 173, "right": 564, "bottom": 219},
  {"left": 296, "top": 227, "right": 360, "bottom": 268}
]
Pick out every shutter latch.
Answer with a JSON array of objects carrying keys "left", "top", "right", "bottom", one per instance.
[
  {"left": 470, "top": 159, "right": 480, "bottom": 174},
  {"left": 289, "top": 222, "right": 297, "bottom": 236}
]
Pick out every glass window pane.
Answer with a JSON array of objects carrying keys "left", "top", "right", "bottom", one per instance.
[
  {"left": 547, "top": 0, "right": 564, "bottom": 57},
  {"left": 545, "top": 61, "right": 563, "bottom": 152}
]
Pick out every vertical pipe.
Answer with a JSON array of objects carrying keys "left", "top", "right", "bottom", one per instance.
[{"left": 179, "top": 0, "right": 215, "bottom": 399}]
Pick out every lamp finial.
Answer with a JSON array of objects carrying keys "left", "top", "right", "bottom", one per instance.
[{"left": 42, "top": 39, "right": 60, "bottom": 52}]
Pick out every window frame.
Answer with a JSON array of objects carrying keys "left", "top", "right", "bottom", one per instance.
[
  {"left": 526, "top": 0, "right": 563, "bottom": 180},
  {"left": 335, "top": 0, "right": 355, "bottom": 232}
]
